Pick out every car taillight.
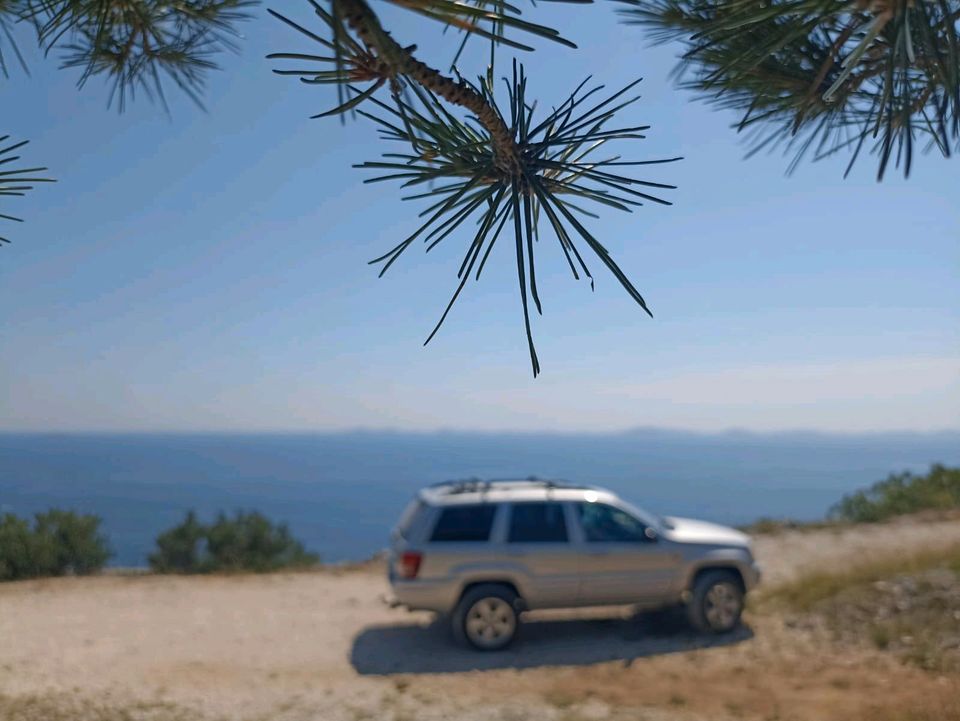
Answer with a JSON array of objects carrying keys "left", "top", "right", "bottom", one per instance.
[{"left": 398, "top": 551, "right": 423, "bottom": 579}]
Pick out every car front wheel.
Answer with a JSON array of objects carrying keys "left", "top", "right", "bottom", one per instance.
[{"left": 686, "top": 570, "right": 744, "bottom": 633}]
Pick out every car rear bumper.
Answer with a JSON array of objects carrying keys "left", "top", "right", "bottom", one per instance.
[
  {"left": 391, "top": 580, "right": 459, "bottom": 613},
  {"left": 389, "top": 578, "right": 460, "bottom": 613}
]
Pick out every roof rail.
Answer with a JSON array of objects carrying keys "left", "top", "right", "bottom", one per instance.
[
  {"left": 428, "top": 477, "right": 585, "bottom": 495},
  {"left": 428, "top": 478, "right": 490, "bottom": 494}
]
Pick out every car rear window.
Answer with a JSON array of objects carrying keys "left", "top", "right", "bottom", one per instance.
[
  {"left": 429, "top": 504, "right": 496, "bottom": 542},
  {"left": 508, "top": 502, "right": 568, "bottom": 543},
  {"left": 395, "top": 499, "right": 426, "bottom": 539}
]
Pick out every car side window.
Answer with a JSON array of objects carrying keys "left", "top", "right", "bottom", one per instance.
[
  {"left": 507, "top": 502, "right": 568, "bottom": 543},
  {"left": 395, "top": 499, "right": 426, "bottom": 540},
  {"left": 576, "top": 502, "right": 649, "bottom": 542},
  {"left": 429, "top": 504, "right": 496, "bottom": 542}
]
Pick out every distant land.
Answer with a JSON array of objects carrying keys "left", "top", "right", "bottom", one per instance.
[{"left": 1, "top": 429, "right": 958, "bottom": 566}]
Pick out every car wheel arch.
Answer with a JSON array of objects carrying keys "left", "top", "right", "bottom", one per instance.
[
  {"left": 457, "top": 579, "right": 526, "bottom": 608},
  {"left": 687, "top": 563, "right": 747, "bottom": 594}
]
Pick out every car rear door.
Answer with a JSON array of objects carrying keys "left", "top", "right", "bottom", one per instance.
[{"left": 501, "top": 501, "right": 580, "bottom": 609}]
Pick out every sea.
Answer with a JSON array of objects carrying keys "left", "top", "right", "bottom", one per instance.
[{"left": 1, "top": 430, "right": 957, "bottom": 566}]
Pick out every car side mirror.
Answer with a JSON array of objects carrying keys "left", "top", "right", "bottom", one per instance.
[{"left": 644, "top": 527, "right": 658, "bottom": 542}]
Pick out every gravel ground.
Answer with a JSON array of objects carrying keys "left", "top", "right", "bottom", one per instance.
[{"left": 2, "top": 515, "right": 959, "bottom": 721}]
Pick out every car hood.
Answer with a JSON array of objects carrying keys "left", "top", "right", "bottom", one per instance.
[{"left": 662, "top": 516, "right": 751, "bottom": 547}]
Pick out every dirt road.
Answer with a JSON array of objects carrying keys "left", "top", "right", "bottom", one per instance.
[{"left": 2, "top": 516, "right": 959, "bottom": 721}]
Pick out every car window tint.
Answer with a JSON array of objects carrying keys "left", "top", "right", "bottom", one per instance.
[
  {"left": 429, "top": 504, "right": 496, "bottom": 542},
  {"left": 395, "top": 499, "right": 426, "bottom": 539},
  {"left": 507, "top": 502, "right": 568, "bottom": 543},
  {"left": 577, "top": 503, "right": 648, "bottom": 542}
]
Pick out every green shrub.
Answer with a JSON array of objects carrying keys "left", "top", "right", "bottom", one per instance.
[
  {"left": 148, "top": 510, "right": 206, "bottom": 574},
  {"left": 0, "top": 514, "right": 54, "bottom": 581},
  {"left": 32, "top": 509, "right": 111, "bottom": 574},
  {"left": 829, "top": 464, "right": 960, "bottom": 523},
  {"left": 149, "top": 510, "right": 319, "bottom": 574},
  {"left": 205, "top": 511, "right": 318, "bottom": 572},
  {"left": 0, "top": 510, "right": 110, "bottom": 581}
]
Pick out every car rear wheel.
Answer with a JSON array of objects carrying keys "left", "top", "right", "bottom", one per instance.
[
  {"left": 453, "top": 584, "right": 520, "bottom": 651},
  {"left": 686, "top": 570, "right": 744, "bottom": 633}
]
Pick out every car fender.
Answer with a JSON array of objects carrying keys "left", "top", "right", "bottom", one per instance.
[
  {"left": 682, "top": 547, "right": 756, "bottom": 590},
  {"left": 448, "top": 560, "right": 534, "bottom": 604}
]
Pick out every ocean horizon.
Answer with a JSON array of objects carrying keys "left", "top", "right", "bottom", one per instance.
[{"left": 2, "top": 429, "right": 958, "bottom": 566}]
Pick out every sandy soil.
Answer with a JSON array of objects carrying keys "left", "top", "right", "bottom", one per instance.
[{"left": 2, "top": 515, "right": 959, "bottom": 721}]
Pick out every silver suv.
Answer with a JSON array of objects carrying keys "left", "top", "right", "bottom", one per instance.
[{"left": 388, "top": 479, "right": 761, "bottom": 650}]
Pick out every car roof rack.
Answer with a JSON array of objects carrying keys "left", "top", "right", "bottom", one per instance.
[{"left": 428, "top": 477, "right": 587, "bottom": 495}]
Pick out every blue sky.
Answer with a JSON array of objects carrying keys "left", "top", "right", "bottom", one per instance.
[{"left": 1, "top": 2, "right": 958, "bottom": 432}]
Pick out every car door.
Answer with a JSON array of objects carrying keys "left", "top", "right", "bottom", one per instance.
[
  {"left": 501, "top": 501, "right": 580, "bottom": 609},
  {"left": 572, "top": 501, "right": 681, "bottom": 606}
]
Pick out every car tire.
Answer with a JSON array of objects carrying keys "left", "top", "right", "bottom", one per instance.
[
  {"left": 686, "top": 570, "right": 744, "bottom": 634},
  {"left": 452, "top": 584, "right": 520, "bottom": 651}
]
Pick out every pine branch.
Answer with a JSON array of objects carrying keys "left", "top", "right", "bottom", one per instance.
[
  {"left": 335, "top": 0, "right": 523, "bottom": 175},
  {"left": 0, "top": 135, "right": 55, "bottom": 246},
  {"left": 17, "top": 0, "right": 255, "bottom": 110},
  {"left": 624, "top": 0, "right": 960, "bottom": 178},
  {"left": 270, "top": 0, "right": 683, "bottom": 376}
]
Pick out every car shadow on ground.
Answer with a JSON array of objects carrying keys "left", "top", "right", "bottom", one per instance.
[{"left": 350, "top": 609, "right": 754, "bottom": 675}]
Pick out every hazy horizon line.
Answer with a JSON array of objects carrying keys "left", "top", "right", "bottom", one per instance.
[{"left": 2, "top": 426, "right": 959, "bottom": 438}]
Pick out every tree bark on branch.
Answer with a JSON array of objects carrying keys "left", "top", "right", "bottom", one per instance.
[{"left": 334, "top": 0, "right": 522, "bottom": 176}]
